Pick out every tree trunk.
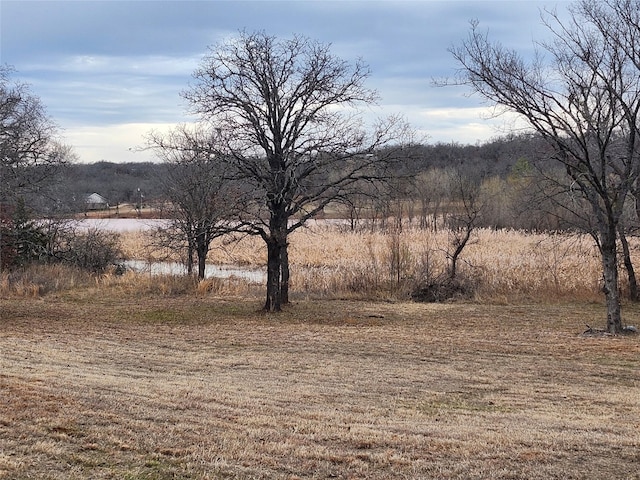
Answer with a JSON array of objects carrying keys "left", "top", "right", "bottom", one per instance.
[
  {"left": 264, "top": 237, "right": 282, "bottom": 311},
  {"left": 448, "top": 220, "right": 475, "bottom": 280},
  {"left": 618, "top": 224, "right": 638, "bottom": 301},
  {"left": 280, "top": 241, "right": 290, "bottom": 305},
  {"left": 264, "top": 202, "right": 288, "bottom": 311},
  {"left": 187, "top": 239, "right": 195, "bottom": 276},
  {"left": 600, "top": 227, "right": 623, "bottom": 334},
  {"left": 197, "top": 245, "right": 207, "bottom": 280}
]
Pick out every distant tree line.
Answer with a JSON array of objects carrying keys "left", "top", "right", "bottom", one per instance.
[
  {"left": 61, "top": 135, "right": 548, "bottom": 220},
  {"left": 59, "top": 161, "right": 168, "bottom": 211}
]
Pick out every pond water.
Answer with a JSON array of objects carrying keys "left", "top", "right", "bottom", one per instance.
[
  {"left": 125, "top": 260, "right": 266, "bottom": 283},
  {"left": 71, "top": 218, "right": 170, "bottom": 232},
  {"left": 71, "top": 219, "right": 265, "bottom": 282}
]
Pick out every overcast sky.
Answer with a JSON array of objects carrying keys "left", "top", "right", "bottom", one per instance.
[{"left": 1, "top": 0, "right": 568, "bottom": 163}]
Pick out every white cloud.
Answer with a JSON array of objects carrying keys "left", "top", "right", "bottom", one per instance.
[
  {"left": 54, "top": 54, "right": 202, "bottom": 77},
  {"left": 61, "top": 123, "right": 178, "bottom": 163}
]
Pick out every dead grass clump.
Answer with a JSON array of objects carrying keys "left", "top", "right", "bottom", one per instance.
[
  {"left": 196, "top": 276, "right": 261, "bottom": 297},
  {"left": 93, "top": 270, "right": 261, "bottom": 298},
  {"left": 96, "top": 271, "right": 198, "bottom": 296},
  {"left": 0, "top": 264, "right": 95, "bottom": 297}
]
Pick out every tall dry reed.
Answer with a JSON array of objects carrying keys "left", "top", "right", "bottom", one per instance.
[
  {"left": 285, "top": 225, "right": 606, "bottom": 301},
  {"left": 0, "top": 264, "right": 98, "bottom": 298},
  {"left": 16, "top": 223, "right": 620, "bottom": 302}
]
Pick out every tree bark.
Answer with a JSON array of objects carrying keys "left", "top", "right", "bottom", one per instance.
[
  {"left": 264, "top": 237, "right": 282, "bottom": 312},
  {"left": 280, "top": 241, "right": 290, "bottom": 305},
  {"left": 618, "top": 224, "right": 638, "bottom": 301},
  {"left": 197, "top": 245, "right": 207, "bottom": 280},
  {"left": 187, "top": 238, "right": 195, "bottom": 277},
  {"left": 600, "top": 227, "right": 623, "bottom": 334}
]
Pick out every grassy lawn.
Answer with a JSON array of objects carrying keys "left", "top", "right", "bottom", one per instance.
[{"left": 1, "top": 292, "right": 639, "bottom": 479}]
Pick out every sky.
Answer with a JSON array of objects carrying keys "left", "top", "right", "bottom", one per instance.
[{"left": 0, "top": 0, "right": 569, "bottom": 163}]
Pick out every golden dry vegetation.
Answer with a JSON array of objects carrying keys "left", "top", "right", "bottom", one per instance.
[
  {"left": 121, "top": 224, "right": 607, "bottom": 302},
  {"left": 1, "top": 292, "right": 639, "bottom": 479}
]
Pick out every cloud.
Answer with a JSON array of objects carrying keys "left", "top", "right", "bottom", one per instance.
[
  {"left": 2, "top": 0, "right": 571, "bottom": 163},
  {"left": 22, "top": 54, "right": 198, "bottom": 127},
  {"left": 62, "top": 123, "right": 178, "bottom": 163}
]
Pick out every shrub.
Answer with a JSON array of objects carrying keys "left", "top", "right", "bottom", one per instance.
[
  {"left": 58, "top": 227, "right": 125, "bottom": 273},
  {"left": 410, "top": 274, "right": 476, "bottom": 303}
]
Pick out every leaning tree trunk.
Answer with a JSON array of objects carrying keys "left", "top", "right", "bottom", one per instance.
[
  {"left": 600, "top": 226, "right": 623, "bottom": 334},
  {"left": 448, "top": 224, "right": 473, "bottom": 280},
  {"left": 617, "top": 224, "right": 638, "bottom": 301}
]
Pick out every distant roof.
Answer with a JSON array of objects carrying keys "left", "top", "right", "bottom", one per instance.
[{"left": 86, "top": 193, "right": 108, "bottom": 204}]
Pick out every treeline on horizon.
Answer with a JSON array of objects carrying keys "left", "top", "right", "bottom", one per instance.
[{"left": 63, "top": 133, "right": 554, "bottom": 221}]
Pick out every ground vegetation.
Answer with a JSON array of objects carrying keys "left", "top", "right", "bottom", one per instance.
[{"left": 1, "top": 292, "right": 638, "bottom": 479}]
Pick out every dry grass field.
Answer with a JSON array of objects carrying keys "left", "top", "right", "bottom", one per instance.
[
  {"left": 1, "top": 289, "right": 639, "bottom": 479},
  {"left": 1, "top": 225, "right": 639, "bottom": 478}
]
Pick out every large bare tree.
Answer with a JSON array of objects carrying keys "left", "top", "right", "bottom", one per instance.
[
  {"left": 450, "top": 0, "right": 640, "bottom": 333},
  {"left": 183, "top": 31, "right": 410, "bottom": 311}
]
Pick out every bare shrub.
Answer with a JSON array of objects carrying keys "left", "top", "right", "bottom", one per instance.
[
  {"left": 58, "top": 227, "right": 124, "bottom": 273},
  {"left": 410, "top": 273, "right": 476, "bottom": 302}
]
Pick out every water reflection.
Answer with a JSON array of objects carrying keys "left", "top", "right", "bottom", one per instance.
[
  {"left": 125, "top": 260, "right": 265, "bottom": 283},
  {"left": 73, "top": 218, "right": 170, "bottom": 232},
  {"left": 77, "top": 219, "right": 268, "bottom": 282}
]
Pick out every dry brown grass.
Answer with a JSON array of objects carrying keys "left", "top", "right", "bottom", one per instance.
[
  {"left": 1, "top": 291, "right": 639, "bottom": 479},
  {"left": 1, "top": 223, "right": 625, "bottom": 305},
  {"left": 284, "top": 226, "right": 607, "bottom": 301},
  {"left": 0, "top": 265, "right": 96, "bottom": 298}
]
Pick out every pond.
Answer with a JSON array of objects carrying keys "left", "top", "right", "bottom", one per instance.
[
  {"left": 71, "top": 219, "right": 266, "bottom": 282},
  {"left": 124, "top": 260, "right": 266, "bottom": 283},
  {"left": 71, "top": 218, "right": 170, "bottom": 232}
]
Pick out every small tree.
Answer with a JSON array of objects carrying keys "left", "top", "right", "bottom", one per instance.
[
  {"left": 183, "top": 31, "right": 410, "bottom": 311},
  {"left": 451, "top": 0, "right": 640, "bottom": 333},
  {"left": 445, "top": 169, "right": 482, "bottom": 281},
  {"left": 1, "top": 66, "right": 71, "bottom": 270},
  {"left": 148, "top": 125, "right": 239, "bottom": 280}
]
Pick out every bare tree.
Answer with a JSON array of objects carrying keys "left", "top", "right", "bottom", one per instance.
[
  {"left": 0, "top": 66, "right": 67, "bottom": 202},
  {"left": 450, "top": 0, "right": 640, "bottom": 333},
  {"left": 445, "top": 168, "right": 482, "bottom": 281},
  {"left": 1, "top": 66, "right": 71, "bottom": 270},
  {"left": 148, "top": 125, "right": 239, "bottom": 280},
  {"left": 183, "top": 31, "right": 411, "bottom": 311}
]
